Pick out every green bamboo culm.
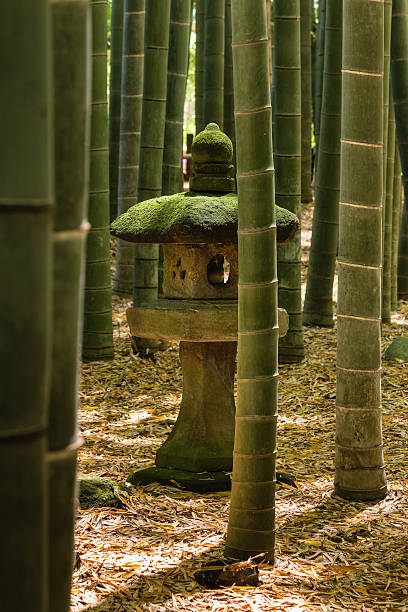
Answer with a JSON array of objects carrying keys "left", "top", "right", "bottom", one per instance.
[
  {"left": 391, "top": 0, "right": 408, "bottom": 299},
  {"left": 303, "top": 0, "right": 342, "bottom": 327},
  {"left": 382, "top": 0, "right": 392, "bottom": 223},
  {"left": 162, "top": 0, "right": 192, "bottom": 196},
  {"left": 392, "top": 142, "right": 402, "bottom": 310},
  {"left": 335, "top": 0, "right": 387, "bottom": 502},
  {"left": 310, "top": 0, "right": 316, "bottom": 158},
  {"left": 223, "top": 0, "right": 235, "bottom": 147},
  {"left": 203, "top": 0, "right": 224, "bottom": 127},
  {"left": 195, "top": 0, "right": 205, "bottom": 134},
  {"left": 49, "top": 2, "right": 89, "bottom": 608},
  {"left": 113, "top": 0, "right": 145, "bottom": 297},
  {"left": 382, "top": 98, "right": 395, "bottom": 322},
  {"left": 83, "top": 0, "right": 114, "bottom": 361},
  {"left": 397, "top": 195, "right": 408, "bottom": 298},
  {"left": 225, "top": 0, "right": 278, "bottom": 562},
  {"left": 109, "top": 0, "right": 124, "bottom": 223},
  {"left": 313, "top": 0, "right": 326, "bottom": 162},
  {"left": 300, "top": 0, "right": 313, "bottom": 203},
  {"left": 270, "top": 0, "right": 274, "bottom": 80},
  {"left": 0, "top": 1, "right": 53, "bottom": 608},
  {"left": 274, "top": 0, "right": 304, "bottom": 363},
  {"left": 133, "top": 0, "right": 170, "bottom": 349}
]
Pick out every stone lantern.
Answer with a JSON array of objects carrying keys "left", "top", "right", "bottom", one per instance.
[{"left": 111, "top": 123, "right": 298, "bottom": 490}]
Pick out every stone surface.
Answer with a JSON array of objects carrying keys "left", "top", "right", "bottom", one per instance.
[
  {"left": 155, "top": 341, "right": 237, "bottom": 472},
  {"left": 110, "top": 191, "right": 299, "bottom": 245},
  {"left": 384, "top": 336, "right": 408, "bottom": 361},
  {"left": 128, "top": 466, "right": 298, "bottom": 493},
  {"left": 128, "top": 466, "right": 232, "bottom": 493},
  {"left": 126, "top": 302, "right": 289, "bottom": 342},
  {"left": 163, "top": 243, "right": 238, "bottom": 299},
  {"left": 189, "top": 174, "right": 235, "bottom": 193},
  {"left": 78, "top": 477, "right": 130, "bottom": 509}
]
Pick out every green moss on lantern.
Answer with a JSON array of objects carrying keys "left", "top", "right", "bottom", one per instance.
[
  {"left": 111, "top": 190, "right": 298, "bottom": 244},
  {"left": 192, "top": 123, "right": 233, "bottom": 163}
]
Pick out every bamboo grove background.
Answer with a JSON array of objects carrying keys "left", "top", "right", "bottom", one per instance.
[{"left": 2, "top": 0, "right": 408, "bottom": 606}]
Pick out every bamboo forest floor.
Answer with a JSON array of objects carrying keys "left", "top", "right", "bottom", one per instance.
[{"left": 72, "top": 202, "right": 408, "bottom": 611}]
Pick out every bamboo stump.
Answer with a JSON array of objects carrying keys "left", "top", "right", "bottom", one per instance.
[{"left": 156, "top": 340, "right": 236, "bottom": 472}]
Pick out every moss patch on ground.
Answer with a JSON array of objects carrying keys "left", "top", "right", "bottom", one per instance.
[{"left": 78, "top": 477, "right": 131, "bottom": 509}]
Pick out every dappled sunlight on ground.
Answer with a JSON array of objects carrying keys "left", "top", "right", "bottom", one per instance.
[{"left": 72, "top": 204, "right": 408, "bottom": 611}]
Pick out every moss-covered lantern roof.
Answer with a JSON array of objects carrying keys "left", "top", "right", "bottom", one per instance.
[
  {"left": 110, "top": 191, "right": 298, "bottom": 245},
  {"left": 111, "top": 122, "right": 299, "bottom": 245}
]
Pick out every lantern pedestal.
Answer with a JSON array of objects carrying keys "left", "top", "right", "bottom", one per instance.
[{"left": 156, "top": 340, "right": 236, "bottom": 472}]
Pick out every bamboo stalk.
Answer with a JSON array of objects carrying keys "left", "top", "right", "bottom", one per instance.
[
  {"left": 314, "top": 0, "right": 326, "bottom": 162},
  {"left": 267, "top": 0, "right": 273, "bottom": 86},
  {"left": 392, "top": 141, "right": 402, "bottom": 310},
  {"left": 383, "top": 0, "right": 392, "bottom": 218},
  {"left": 300, "top": 0, "right": 313, "bottom": 203},
  {"left": 49, "top": 2, "right": 89, "bottom": 608},
  {"left": 162, "top": 0, "right": 192, "bottom": 196},
  {"left": 0, "top": 1, "right": 53, "bottom": 607},
  {"left": 133, "top": 0, "right": 170, "bottom": 350},
  {"left": 274, "top": 0, "right": 304, "bottom": 363},
  {"left": 195, "top": 0, "right": 205, "bottom": 134},
  {"left": 224, "top": 0, "right": 234, "bottom": 146},
  {"left": 109, "top": 0, "right": 124, "bottom": 223},
  {"left": 225, "top": 0, "right": 277, "bottom": 562},
  {"left": 203, "top": 0, "right": 224, "bottom": 127},
  {"left": 303, "top": 0, "right": 342, "bottom": 327},
  {"left": 335, "top": 0, "right": 387, "bottom": 502},
  {"left": 83, "top": 0, "right": 114, "bottom": 361},
  {"left": 382, "top": 97, "right": 395, "bottom": 322},
  {"left": 391, "top": 0, "right": 408, "bottom": 298},
  {"left": 113, "top": 0, "right": 145, "bottom": 297}
]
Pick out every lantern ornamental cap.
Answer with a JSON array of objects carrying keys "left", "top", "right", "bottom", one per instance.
[
  {"left": 190, "top": 124, "right": 235, "bottom": 192},
  {"left": 191, "top": 123, "right": 234, "bottom": 164}
]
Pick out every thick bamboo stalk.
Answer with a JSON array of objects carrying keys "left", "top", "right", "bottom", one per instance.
[
  {"left": 382, "top": 99, "right": 395, "bottom": 322},
  {"left": 49, "top": 2, "right": 89, "bottom": 608},
  {"left": 113, "top": 0, "right": 145, "bottom": 297},
  {"left": 314, "top": 0, "right": 326, "bottom": 161},
  {"left": 109, "top": 0, "right": 124, "bottom": 223},
  {"left": 225, "top": 0, "right": 277, "bottom": 562},
  {"left": 300, "top": 0, "right": 313, "bottom": 203},
  {"left": 133, "top": 0, "right": 170, "bottom": 347},
  {"left": 162, "top": 0, "right": 192, "bottom": 196},
  {"left": 303, "top": 0, "right": 342, "bottom": 327},
  {"left": 391, "top": 0, "right": 408, "bottom": 298},
  {"left": 83, "top": 0, "right": 114, "bottom": 361},
  {"left": 274, "top": 0, "right": 304, "bottom": 363},
  {"left": 224, "top": 0, "right": 234, "bottom": 146},
  {"left": 392, "top": 142, "right": 402, "bottom": 309},
  {"left": 335, "top": 0, "right": 387, "bottom": 502},
  {"left": 0, "top": 1, "right": 53, "bottom": 607},
  {"left": 203, "top": 0, "right": 224, "bottom": 127},
  {"left": 195, "top": 0, "right": 205, "bottom": 134}
]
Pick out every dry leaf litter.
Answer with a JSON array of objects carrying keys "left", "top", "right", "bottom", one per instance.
[{"left": 73, "top": 202, "right": 408, "bottom": 611}]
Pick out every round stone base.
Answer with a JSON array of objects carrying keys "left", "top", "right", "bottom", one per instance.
[{"left": 128, "top": 466, "right": 231, "bottom": 493}]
